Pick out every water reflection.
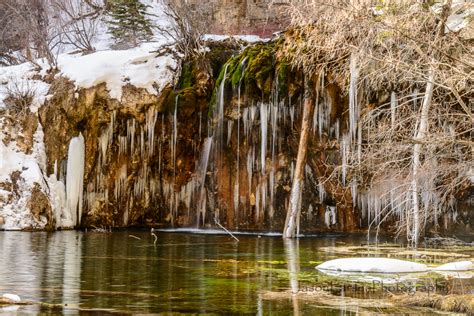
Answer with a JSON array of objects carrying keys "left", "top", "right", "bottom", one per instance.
[
  {"left": 284, "top": 239, "right": 300, "bottom": 315},
  {"left": 0, "top": 231, "right": 470, "bottom": 315}
]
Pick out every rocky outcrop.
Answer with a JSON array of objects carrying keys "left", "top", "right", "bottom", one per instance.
[
  {"left": 173, "top": 0, "right": 290, "bottom": 36},
  {"left": 1, "top": 33, "right": 471, "bottom": 237}
]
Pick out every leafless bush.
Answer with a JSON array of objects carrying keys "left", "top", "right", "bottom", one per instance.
[
  {"left": 156, "top": 1, "right": 211, "bottom": 60},
  {"left": 3, "top": 77, "right": 36, "bottom": 117}
]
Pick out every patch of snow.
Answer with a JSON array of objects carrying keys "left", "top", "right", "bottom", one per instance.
[
  {"left": 433, "top": 260, "right": 472, "bottom": 271},
  {"left": 431, "top": 0, "right": 474, "bottom": 33},
  {"left": 0, "top": 125, "right": 50, "bottom": 229},
  {"left": 203, "top": 34, "right": 270, "bottom": 43},
  {"left": 0, "top": 63, "right": 50, "bottom": 113},
  {"left": 316, "top": 258, "right": 429, "bottom": 273},
  {"left": 2, "top": 293, "right": 21, "bottom": 302},
  {"left": 57, "top": 42, "right": 177, "bottom": 100}
]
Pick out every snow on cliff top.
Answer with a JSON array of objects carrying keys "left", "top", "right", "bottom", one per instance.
[
  {"left": 57, "top": 42, "right": 177, "bottom": 101},
  {"left": 56, "top": 0, "right": 177, "bottom": 101}
]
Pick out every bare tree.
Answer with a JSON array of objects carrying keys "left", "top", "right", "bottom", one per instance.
[
  {"left": 0, "top": 0, "right": 61, "bottom": 66},
  {"left": 281, "top": 0, "right": 473, "bottom": 245},
  {"left": 52, "top": 0, "right": 105, "bottom": 53},
  {"left": 156, "top": 0, "right": 211, "bottom": 60}
]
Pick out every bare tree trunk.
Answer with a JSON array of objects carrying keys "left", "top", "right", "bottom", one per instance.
[
  {"left": 411, "top": 69, "right": 434, "bottom": 246},
  {"left": 283, "top": 74, "right": 315, "bottom": 238}
]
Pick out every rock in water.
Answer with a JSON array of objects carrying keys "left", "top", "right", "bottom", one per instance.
[
  {"left": 316, "top": 258, "right": 429, "bottom": 273},
  {"left": 2, "top": 293, "right": 21, "bottom": 302},
  {"left": 433, "top": 261, "right": 473, "bottom": 271}
]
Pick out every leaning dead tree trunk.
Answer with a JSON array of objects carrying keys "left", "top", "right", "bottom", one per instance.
[
  {"left": 411, "top": 69, "right": 434, "bottom": 246},
  {"left": 283, "top": 74, "right": 315, "bottom": 238}
]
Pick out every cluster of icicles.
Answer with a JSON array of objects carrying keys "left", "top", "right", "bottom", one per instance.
[{"left": 51, "top": 53, "right": 458, "bottom": 232}]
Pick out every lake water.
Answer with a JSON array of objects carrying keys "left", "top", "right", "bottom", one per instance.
[{"left": 0, "top": 230, "right": 471, "bottom": 315}]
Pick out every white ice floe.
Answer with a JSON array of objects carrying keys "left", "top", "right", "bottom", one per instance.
[
  {"left": 317, "top": 258, "right": 473, "bottom": 275},
  {"left": 433, "top": 260, "right": 473, "bottom": 271},
  {"left": 316, "top": 258, "right": 429, "bottom": 273}
]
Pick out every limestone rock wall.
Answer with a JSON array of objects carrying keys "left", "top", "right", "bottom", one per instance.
[{"left": 172, "top": 0, "right": 291, "bottom": 36}]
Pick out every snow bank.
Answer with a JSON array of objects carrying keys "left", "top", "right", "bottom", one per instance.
[
  {"left": 54, "top": 0, "right": 177, "bottom": 101},
  {"left": 0, "top": 63, "right": 50, "bottom": 113},
  {"left": 57, "top": 42, "right": 177, "bottom": 101},
  {"left": 316, "top": 258, "right": 429, "bottom": 273},
  {"left": 2, "top": 294, "right": 21, "bottom": 303},
  {"left": 317, "top": 258, "right": 473, "bottom": 275},
  {"left": 0, "top": 144, "right": 46, "bottom": 230},
  {"left": 433, "top": 260, "right": 473, "bottom": 271}
]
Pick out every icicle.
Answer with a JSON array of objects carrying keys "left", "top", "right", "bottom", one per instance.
[
  {"left": 351, "top": 181, "right": 358, "bottom": 206},
  {"left": 119, "top": 136, "right": 127, "bottom": 155},
  {"left": 99, "top": 132, "right": 109, "bottom": 163},
  {"left": 227, "top": 120, "right": 233, "bottom": 146},
  {"left": 312, "top": 99, "right": 318, "bottom": 134},
  {"left": 233, "top": 183, "right": 239, "bottom": 222},
  {"left": 318, "top": 102, "right": 324, "bottom": 137},
  {"left": 53, "top": 160, "right": 58, "bottom": 180},
  {"left": 198, "top": 111, "right": 202, "bottom": 140},
  {"left": 325, "top": 206, "right": 337, "bottom": 227},
  {"left": 318, "top": 182, "right": 325, "bottom": 203},
  {"left": 348, "top": 54, "right": 359, "bottom": 140},
  {"left": 290, "top": 105, "right": 295, "bottom": 127},
  {"left": 357, "top": 123, "right": 362, "bottom": 164},
  {"left": 247, "top": 147, "right": 254, "bottom": 191},
  {"left": 127, "top": 119, "right": 136, "bottom": 154},
  {"left": 146, "top": 107, "right": 158, "bottom": 157},
  {"left": 390, "top": 91, "right": 397, "bottom": 130},
  {"left": 215, "top": 64, "right": 229, "bottom": 146},
  {"left": 65, "top": 134, "right": 85, "bottom": 227},
  {"left": 269, "top": 166, "right": 275, "bottom": 220},
  {"left": 260, "top": 103, "right": 268, "bottom": 174},
  {"left": 243, "top": 107, "right": 249, "bottom": 138},
  {"left": 341, "top": 133, "right": 350, "bottom": 186},
  {"left": 108, "top": 111, "right": 116, "bottom": 147},
  {"left": 114, "top": 164, "right": 127, "bottom": 202},
  {"left": 140, "top": 128, "right": 145, "bottom": 158},
  {"left": 255, "top": 184, "right": 261, "bottom": 222},
  {"left": 308, "top": 204, "right": 313, "bottom": 222}
]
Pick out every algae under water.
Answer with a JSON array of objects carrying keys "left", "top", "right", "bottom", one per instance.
[{"left": 0, "top": 231, "right": 472, "bottom": 315}]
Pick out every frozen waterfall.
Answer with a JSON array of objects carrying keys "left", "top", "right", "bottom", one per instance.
[{"left": 65, "top": 134, "right": 85, "bottom": 227}]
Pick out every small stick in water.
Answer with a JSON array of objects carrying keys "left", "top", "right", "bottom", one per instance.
[{"left": 214, "top": 219, "right": 239, "bottom": 242}]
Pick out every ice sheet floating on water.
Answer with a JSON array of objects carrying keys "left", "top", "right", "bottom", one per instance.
[
  {"left": 316, "top": 258, "right": 473, "bottom": 274},
  {"left": 65, "top": 134, "right": 85, "bottom": 227},
  {"left": 317, "top": 258, "right": 429, "bottom": 273},
  {"left": 434, "top": 261, "right": 473, "bottom": 271}
]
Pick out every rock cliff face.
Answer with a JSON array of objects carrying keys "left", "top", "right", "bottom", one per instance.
[
  {"left": 173, "top": 0, "right": 290, "bottom": 36},
  {"left": 0, "top": 35, "right": 471, "bottom": 236}
]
